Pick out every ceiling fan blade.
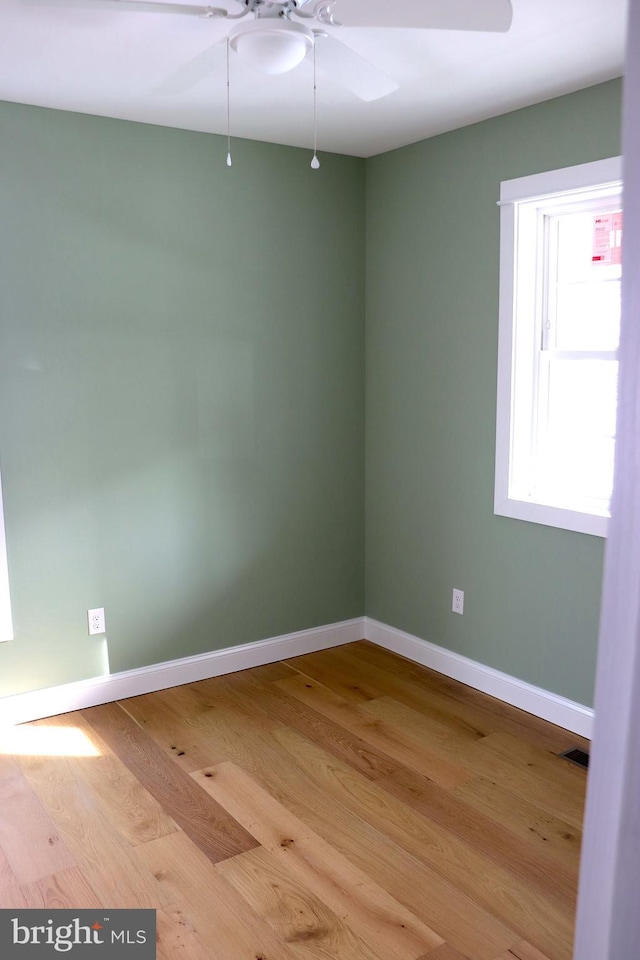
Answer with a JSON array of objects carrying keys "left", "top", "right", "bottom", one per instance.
[
  {"left": 324, "top": 0, "right": 513, "bottom": 32},
  {"left": 153, "top": 40, "right": 227, "bottom": 95},
  {"left": 315, "top": 34, "right": 398, "bottom": 102},
  {"left": 110, "top": 0, "right": 222, "bottom": 13},
  {"left": 21, "top": 0, "right": 225, "bottom": 16}
]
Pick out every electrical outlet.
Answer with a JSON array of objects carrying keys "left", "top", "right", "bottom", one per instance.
[
  {"left": 452, "top": 588, "right": 464, "bottom": 615},
  {"left": 88, "top": 607, "right": 106, "bottom": 635}
]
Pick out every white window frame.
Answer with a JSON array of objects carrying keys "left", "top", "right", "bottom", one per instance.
[
  {"left": 495, "top": 156, "right": 623, "bottom": 538},
  {"left": 0, "top": 470, "right": 13, "bottom": 642}
]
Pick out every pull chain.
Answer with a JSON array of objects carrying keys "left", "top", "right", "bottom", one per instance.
[
  {"left": 311, "top": 38, "right": 320, "bottom": 169},
  {"left": 226, "top": 37, "right": 233, "bottom": 167}
]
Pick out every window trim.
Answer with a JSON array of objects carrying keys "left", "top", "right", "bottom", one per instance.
[
  {"left": 494, "top": 156, "right": 623, "bottom": 538},
  {"left": 0, "top": 470, "right": 13, "bottom": 642}
]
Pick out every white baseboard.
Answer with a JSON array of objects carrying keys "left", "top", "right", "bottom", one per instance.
[
  {"left": 0, "top": 613, "right": 594, "bottom": 738},
  {"left": 0, "top": 618, "right": 365, "bottom": 727},
  {"left": 364, "top": 617, "right": 594, "bottom": 739}
]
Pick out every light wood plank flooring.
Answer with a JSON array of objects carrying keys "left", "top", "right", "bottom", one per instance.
[{"left": 0, "top": 640, "right": 588, "bottom": 960}]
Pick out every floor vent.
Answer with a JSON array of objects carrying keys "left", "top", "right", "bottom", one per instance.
[{"left": 559, "top": 747, "right": 590, "bottom": 769}]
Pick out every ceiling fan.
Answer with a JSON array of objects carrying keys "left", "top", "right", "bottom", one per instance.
[{"left": 30, "top": 0, "right": 514, "bottom": 102}]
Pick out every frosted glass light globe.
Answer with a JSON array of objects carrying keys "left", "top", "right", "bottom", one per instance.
[{"left": 230, "top": 21, "right": 314, "bottom": 75}]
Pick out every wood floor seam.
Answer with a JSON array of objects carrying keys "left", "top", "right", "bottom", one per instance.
[{"left": 81, "top": 701, "right": 260, "bottom": 864}]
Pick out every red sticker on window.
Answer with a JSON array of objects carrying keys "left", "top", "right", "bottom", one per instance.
[{"left": 593, "top": 212, "right": 623, "bottom": 264}]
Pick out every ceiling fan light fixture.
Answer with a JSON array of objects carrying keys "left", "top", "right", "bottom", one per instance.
[{"left": 229, "top": 20, "right": 314, "bottom": 76}]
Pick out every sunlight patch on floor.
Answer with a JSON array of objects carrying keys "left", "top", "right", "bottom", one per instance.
[{"left": 0, "top": 724, "right": 102, "bottom": 757}]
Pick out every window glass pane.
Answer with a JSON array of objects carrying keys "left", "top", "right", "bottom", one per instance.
[
  {"left": 537, "top": 435, "right": 615, "bottom": 507},
  {"left": 536, "top": 359, "right": 618, "bottom": 505},
  {"left": 546, "top": 358, "right": 618, "bottom": 438},
  {"left": 554, "top": 279, "right": 621, "bottom": 351}
]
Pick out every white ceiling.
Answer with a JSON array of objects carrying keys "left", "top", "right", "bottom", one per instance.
[{"left": 0, "top": 0, "right": 628, "bottom": 158}]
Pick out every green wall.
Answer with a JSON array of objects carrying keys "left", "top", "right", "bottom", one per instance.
[
  {"left": 0, "top": 79, "right": 623, "bottom": 707},
  {"left": 365, "top": 79, "right": 622, "bottom": 707},
  {"left": 0, "top": 102, "right": 366, "bottom": 696}
]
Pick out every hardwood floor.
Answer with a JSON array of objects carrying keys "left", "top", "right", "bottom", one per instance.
[{"left": 0, "top": 640, "right": 588, "bottom": 960}]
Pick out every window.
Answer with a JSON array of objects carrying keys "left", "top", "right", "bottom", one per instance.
[
  {"left": 0, "top": 471, "right": 13, "bottom": 642},
  {"left": 495, "top": 157, "right": 623, "bottom": 537}
]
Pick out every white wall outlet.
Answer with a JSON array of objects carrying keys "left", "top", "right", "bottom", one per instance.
[
  {"left": 88, "top": 607, "right": 106, "bottom": 635},
  {"left": 452, "top": 588, "right": 464, "bottom": 615}
]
